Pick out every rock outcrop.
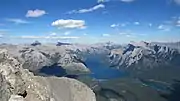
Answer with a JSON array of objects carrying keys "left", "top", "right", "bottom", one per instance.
[
  {"left": 0, "top": 49, "right": 96, "bottom": 101},
  {"left": 0, "top": 49, "right": 53, "bottom": 101}
]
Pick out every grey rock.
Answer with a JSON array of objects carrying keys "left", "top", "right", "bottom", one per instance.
[
  {"left": 8, "top": 95, "right": 24, "bottom": 101},
  {"left": 0, "top": 49, "right": 96, "bottom": 101},
  {"left": 38, "top": 77, "right": 96, "bottom": 101}
]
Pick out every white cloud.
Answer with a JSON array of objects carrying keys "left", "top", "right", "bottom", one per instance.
[
  {"left": 64, "top": 31, "right": 71, "bottom": 35},
  {"left": 83, "top": 33, "right": 88, "bottom": 36},
  {"left": 126, "top": 34, "right": 134, "bottom": 37},
  {"left": 120, "top": 23, "right": 126, "bottom": 27},
  {"left": 121, "top": 0, "right": 135, "bottom": 2},
  {"left": 98, "top": 0, "right": 135, "bottom": 3},
  {"left": 119, "top": 32, "right": 128, "bottom": 35},
  {"left": 165, "top": 16, "right": 180, "bottom": 27},
  {"left": 139, "top": 33, "right": 147, "bottom": 36},
  {"left": 0, "top": 29, "right": 8, "bottom": 32},
  {"left": 0, "top": 31, "right": 6, "bottom": 37},
  {"left": 20, "top": 35, "right": 80, "bottom": 39},
  {"left": 51, "top": 19, "right": 86, "bottom": 29},
  {"left": 173, "top": 0, "right": 180, "bottom": 5},
  {"left": 54, "top": 36, "right": 80, "bottom": 39},
  {"left": 26, "top": 9, "right": 47, "bottom": 17},
  {"left": 50, "top": 33, "right": 57, "bottom": 36},
  {"left": 149, "top": 23, "right": 152, "bottom": 27},
  {"left": 102, "top": 34, "right": 110, "bottom": 37},
  {"left": 111, "top": 23, "right": 127, "bottom": 28},
  {"left": 0, "top": 29, "right": 7, "bottom": 38},
  {"left": 134, "top": 22, "right": 140, "bottom": 25},
  {"left": 98, "top": 0, "right": 105, "bottom": 3},
  {"left": 0, "top": 34, "right": 3, "bottom": 38},
  {"left": 110, "top": 24, "right": 119, "bottom": 28},
  {"left": 21, "top": 36, "right": 40, "bottom": 39},
  {"left": 6, "top": 18, "right": 30, "bottom": 24},
  {"left": 68, "top": 4, "right": 105, "bottom": 14},
  {"left": 158, "top": 25, "right": 164, "bottom": 29},
  {"left": 158, "top": 25, "right": 171, "bottom": 31},
  {"left": 118, "top": 32, "right": 136, "bottom": 37},
  {"left": 176, "top": 20, "right": 180, "bottom": 26}
]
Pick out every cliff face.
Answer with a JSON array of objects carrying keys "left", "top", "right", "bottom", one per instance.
[{"left": 0, "top": 49, "right": 96, "bottom": 101}]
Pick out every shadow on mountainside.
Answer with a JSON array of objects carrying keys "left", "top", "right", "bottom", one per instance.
[{"left": 160, "top": 80, "right": 180, "bottom": 101}]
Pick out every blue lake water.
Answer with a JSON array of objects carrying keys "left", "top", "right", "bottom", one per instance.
[
  {"left": 84, "top": 54, "right": 127, "bottom": 79},
  {"left": 39, "top": 64, "right": 66, "bottom": 77},
  {"left": 39, "top": 54, "right": 126, "bottom": 79}
]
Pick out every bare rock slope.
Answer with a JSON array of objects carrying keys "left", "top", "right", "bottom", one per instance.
[{"left": 0, "top": 49, "right": 96, "bottom": 101}]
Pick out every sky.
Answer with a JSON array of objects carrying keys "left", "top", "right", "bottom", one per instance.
[{"left": 0, "top": 0, "right": 180, "bottom": 44}]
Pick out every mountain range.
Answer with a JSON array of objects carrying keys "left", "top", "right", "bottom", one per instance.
[{"left": 0, "top": 41, "right": 180, "bottom": 101}]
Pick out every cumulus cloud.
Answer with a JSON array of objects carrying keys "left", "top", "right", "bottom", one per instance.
[
  {"left": 51, "top": 19, "right": 86, "bottom": 29},
  {"left": 20, "top": 35, "right": 80, "bottom": 39},
  {"left": 6, "top": 18, "right": 30, "bottom": 24},
  {"left": 68, "top": 4, "right": 105, "bottom": 14},
  {"left": 26, "top": 9, "right": 47, "bottom": 17}
]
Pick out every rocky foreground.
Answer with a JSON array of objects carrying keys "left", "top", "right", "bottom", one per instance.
[{"left": 0, "top": 49, "right": 96, "bottom": 101}]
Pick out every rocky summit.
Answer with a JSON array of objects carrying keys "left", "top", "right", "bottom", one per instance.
[{"left": 0, "top": 49, "right": 96, "bottom": 101}]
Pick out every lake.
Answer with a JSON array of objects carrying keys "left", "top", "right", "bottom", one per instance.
[
  {"left": 84, "top": 54, "right": 127, "bottom": 79},
  {"left": 38, "top": 54, "right": 126, "bottom": 79}
]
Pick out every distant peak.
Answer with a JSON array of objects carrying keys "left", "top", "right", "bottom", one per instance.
[
  {"left": 130, "top": 41, "right": 149, "bottom": 47},
  {"left": 56, "top": 41, "right": 71, "bottom": 46},
  {"left": 31, "top": 40, "right": 41, "bottom": 46}
]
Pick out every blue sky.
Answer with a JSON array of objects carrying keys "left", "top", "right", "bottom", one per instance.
[{"left": 0, "top": 0, "right": 180, "bottom": 44}]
